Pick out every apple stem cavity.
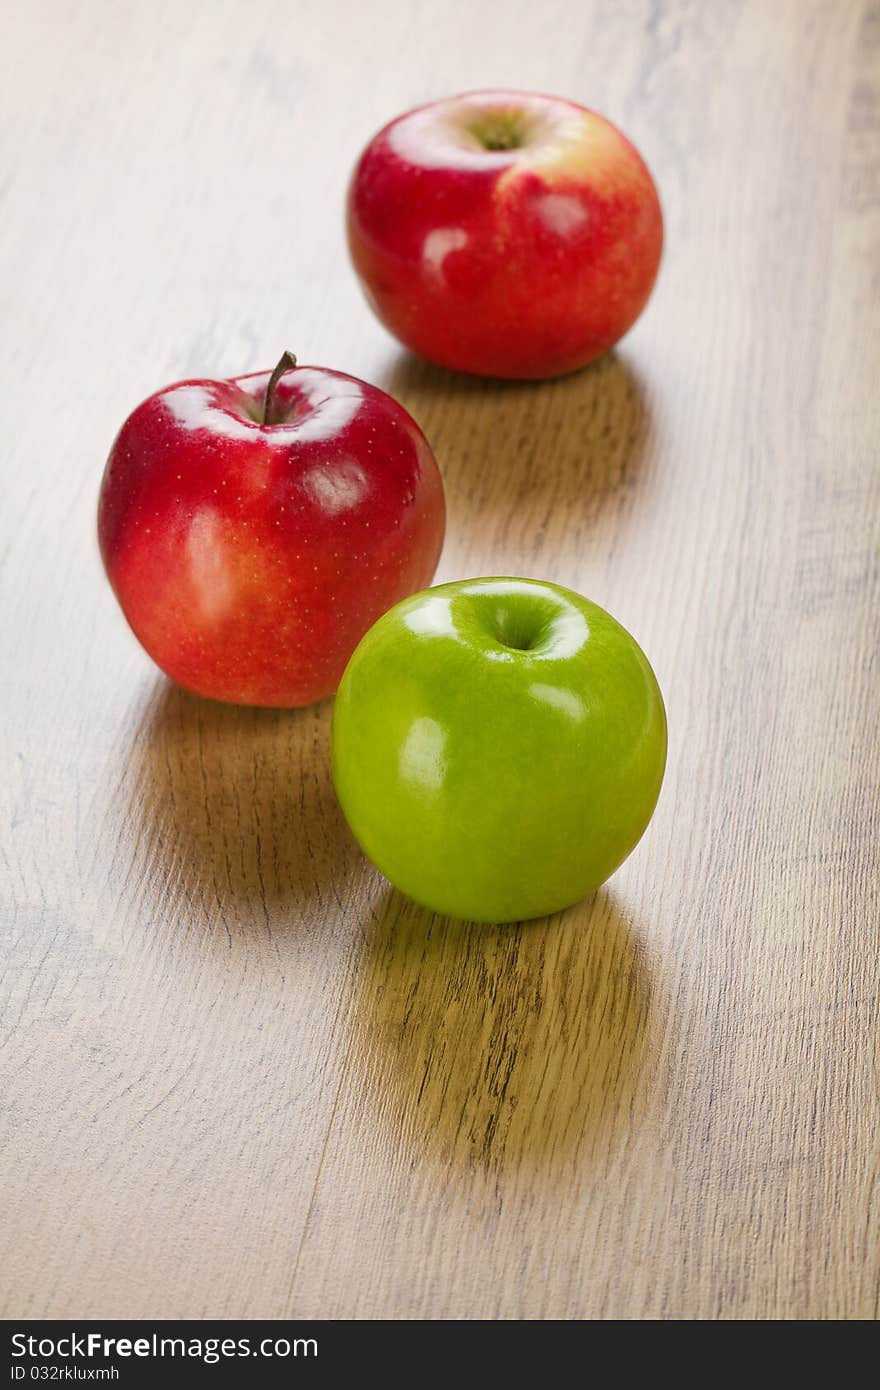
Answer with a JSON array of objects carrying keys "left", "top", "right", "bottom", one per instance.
[
  {"left": 468, "top": 110, "right": 526, "bottom": 152},
  {"left": 262, "top": 350, "right": 298, "bottom": 426}
]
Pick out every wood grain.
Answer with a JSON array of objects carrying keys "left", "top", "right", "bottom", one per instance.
[{"left": 2, "top": 0, "right": 878, "bottom": 1320}]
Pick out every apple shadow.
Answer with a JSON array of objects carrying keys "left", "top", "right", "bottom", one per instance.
[
  {"left": 125, "top": 681, "right": 362, "bottom": 949},
  {"left": 347, "top": 885, "right": 665, "bottom": 1179},
  {"left": 373, "top": 348, "right": 656, "bottom": 582}
]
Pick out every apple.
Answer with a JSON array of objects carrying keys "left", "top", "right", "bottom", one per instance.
[
  {"left": 98, "top": 352, "right": 445, "bottom": 706},
  {"left": 332, "top": 577, "right": 667, "bottom": 922},
  {"left": 347, "top": 90, "right": 663, "bottom": 379}
]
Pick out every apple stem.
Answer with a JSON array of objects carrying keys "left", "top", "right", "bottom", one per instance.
[{"left": 262, "top": 350, "right": 298, "bottom": 425}]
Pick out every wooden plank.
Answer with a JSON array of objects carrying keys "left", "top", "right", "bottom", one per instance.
[{"left": 1, "top": 0, "right": 877, "bottom": 1319}]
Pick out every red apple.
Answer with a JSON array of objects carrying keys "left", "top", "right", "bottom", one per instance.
[
  {"left": 98, "top": 353, "right": 445, "bottom": 707},
  {"left": 347, "top": 90, "right": 663, "bottom": 379}
]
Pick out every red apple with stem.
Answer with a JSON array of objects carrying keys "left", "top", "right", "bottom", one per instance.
[
  {"left": 98, "top": 352, "right": 445, "bottom": 707},
  {"left": 347, "top": 90, "right": 663, "bottom": 379}
]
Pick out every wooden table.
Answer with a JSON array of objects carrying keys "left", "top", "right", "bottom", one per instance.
[{"left": 2, "top": 0, "right": 878, "bottom": 1321}]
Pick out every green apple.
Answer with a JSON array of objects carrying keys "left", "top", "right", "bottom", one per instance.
[{"left": 332, "top": 577, "right": 667, "bottom": 923}]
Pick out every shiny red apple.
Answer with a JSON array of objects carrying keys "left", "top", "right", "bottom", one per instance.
[
  {"left": 347, "top": 90, "right": 663, "bottom": 379},
  {"left": 98, "top": 353, "right": 445, "bottom": 706}
]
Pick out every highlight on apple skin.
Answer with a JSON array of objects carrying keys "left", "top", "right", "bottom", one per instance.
[
  {"left": 347, "top": 90, "right": 663, "bottom": 380},
  {"left": 332, "top": 577, "right": 667, "bottom": 923},
  {"left": 97, "top": 353, "right": 446, "bottom": 707}
]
